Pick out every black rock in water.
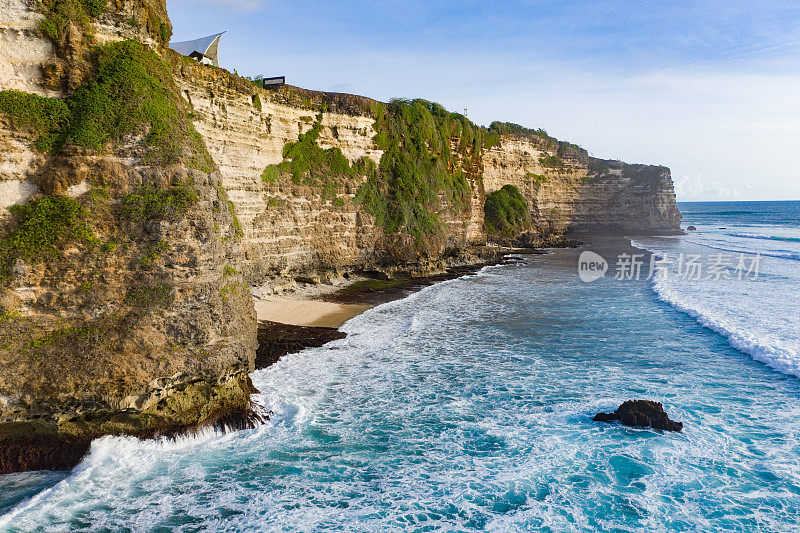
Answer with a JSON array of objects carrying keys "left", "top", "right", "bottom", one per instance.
[
  {"left": 686, "top": 225, "right": 697, "bottom": 231},
  {"left": 593, "top": 400, "right": 683, "bottom": 431}
]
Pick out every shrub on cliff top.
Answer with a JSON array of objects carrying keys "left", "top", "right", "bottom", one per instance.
[
  {"left": 587, "top": 159, "right": 611, "bottom": 175},
  {"left": 489, "top": 121, "right": 589, "bottom": 160},
  {"left": 0, "top": 90, "right": 70, "bottom": 152},
  {"left": 0, "top": 196, "right": 97, "bottom": 282},
  {"left": 489, "top": 122, "right": 555, "bottom": 146},
  {"left": 484, "top": 185, "right": 530, "bottom": 238}
]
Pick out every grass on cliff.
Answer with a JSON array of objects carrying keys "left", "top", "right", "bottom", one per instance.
[
  {"left": 356, "top": 99, "right": 480, "bottom": 237},
  {"left": 261, "top": 165, "right": 280, "bottom": 184},
  {"left": 120, "top": 183, "right": 199, "bottom": 222},
  {"left": 0, "top": 90, "right": 70, "bottom": 152},
  {"left": 538, "top": 155, "right": 564, "bottom": 169},
  {"left": 213, "top": 186, "right": 244, "bottom": 241},
  {"left": 0, "top": 196, "right": 97, "bottom": 283},
  {"left": 526, "top": 172, "right": 548, "bottom": 185},
  {"left": 280, "top": 115, "right": 356, "bottom": 185},
  {"left": 266, "top": 114, "right": 367, "bottom": 205},
  {"left": 125, "top": 284, "right": 174, "bottom": 308},
  {"left": 484, "top": 185, "right": 530, "bottom": 238}
]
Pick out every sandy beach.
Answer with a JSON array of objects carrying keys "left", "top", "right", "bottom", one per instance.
[{"left": 254, "top": 297, "right": 373, "bottom": 328}]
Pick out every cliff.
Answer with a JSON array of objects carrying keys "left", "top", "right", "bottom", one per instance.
[
  {"left": 0, "top": 0, "right": 680, "bottom": 473},
  {"left": 482, "top": 131, "right": 681, "bottom": 237},
  {"left": 0, "top": 0, "right": 256, "bottom": 474},
  {"left": 170, "top": 61, "right": 678, "bottom": 286},
  {"left": 172, "top": 60, "right": 488, "bottom": 288}
]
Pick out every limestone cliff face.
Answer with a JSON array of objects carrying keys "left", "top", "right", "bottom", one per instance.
[
  {"left": 172, "top": 64, "right": 678, "bottom": 287},
  {"left": 0, "top": 0, "right": 54, "bottom": 96},
  {"left": 173, "top": 60, "right": 487, "bottom": 287},
  {"left": 0, "top": 0, "right": 52, "bottom": 207},
  {"left": 483, "top": 135, "right": 681, "bottom": 236},
  {"left": 0, "top": 0, "right": 172, "bottom": 206}
]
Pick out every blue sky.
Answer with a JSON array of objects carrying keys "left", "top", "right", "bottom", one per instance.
[{"left": 167, "top": 0, "right": 800, "bottom": 201}]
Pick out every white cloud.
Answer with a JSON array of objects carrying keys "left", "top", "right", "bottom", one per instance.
[{"left": 675, "top": 174, "right": 743, "bottom": 201}]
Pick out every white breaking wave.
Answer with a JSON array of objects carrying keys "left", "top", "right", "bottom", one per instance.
[
  {"left": 683, "top": 237, "right": 800, "bottom": 261},
  {"left": 632, "top": 237, "right": 800, "bottom": 379},
  {"left": 651, "top": 271, "right": 800, "bottom": 378},
  {"left": 4, "top": 248, "right": 800, "bottom": 531},
  {"left": 727, "top": 232, "right": 800, "bottom": 244},
  {"left": 0, "top": 428, "right": 238, "bottom": 530}
]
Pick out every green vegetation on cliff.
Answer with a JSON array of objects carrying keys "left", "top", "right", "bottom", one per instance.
[
  {"left": 0, "top": 196, "right": 97, "bottom": 283},
  {"left": 281, "top": 115, "right": 355, "bottom": 185},
  {"left": 125, "top": 284, "right": 174, "bottom": 308},
  {"left": 538, "top": 155, "right": 564, "bottom": 169},
  {"left": 526, "top": 172, "right": 548, "bottom": 185},
  {"left": 264, "top": 114, "right": 373, "bottom": 207},
  {"left": 120, "top": 183, "right": 199, "bottom": 222},
  {"left": 0, "top": 90, "right": 70, "bottom": 152},
  {"left": 622, "top": 163, "right": 669, "bottom": 182},
  {"left": 39, "top": 0, "right": 106, "bottom": 43},
  {"left": 67, "top": 40, "right": 213, "bottom": 168},
  {"left": 261, "top": 165, "right": 280, "bottom": 184},
  {"left": 265, "top": 99, "right": 483, "bottom": 237},
  {"left": 0, "top": 40, "right": 213, "bottom": 170},
  {"left": 587, "top": 159, "right": 611, "bottom": 175},
  {"left": 356, "top": 99, "right": 480, "bottom": 237},
  {"left": 489, "top": 121, "right": 555, "bottom": 144},
  {"left": 484, "top": 185, "right": 530, "bottom": 238},
  {"left": 489, "top": 121, "right": 590, "bottom": 162}
]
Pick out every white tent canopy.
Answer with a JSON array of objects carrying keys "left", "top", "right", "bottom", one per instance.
[{"left": 170, "top": 32, "right": 226, "bottom": 67}]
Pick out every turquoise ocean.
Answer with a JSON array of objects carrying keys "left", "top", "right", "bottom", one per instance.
[{"left": 1, "top": 201, "right": 799, "bottom": 531}]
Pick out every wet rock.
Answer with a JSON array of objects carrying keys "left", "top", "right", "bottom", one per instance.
[
  {"left": 593, "top": 400, "right": 683, "bottom": 431},
  {"left": 0, "top": 435, "right": 91, "bottom": 475},
  {"left": 256, "top": 321, "right": 346, "bottom": 370},
  {"left": 686, "top": 225, "right": 697, "bottom": 231}
]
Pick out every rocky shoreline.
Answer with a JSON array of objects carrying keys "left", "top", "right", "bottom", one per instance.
[{"left": 0, "top": 372, "right": 264, "bottom": 475}]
